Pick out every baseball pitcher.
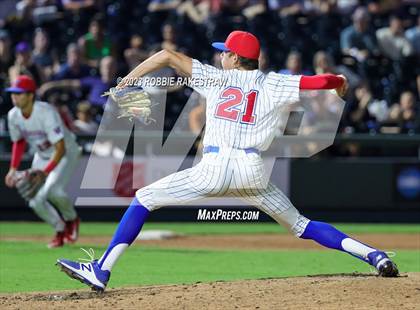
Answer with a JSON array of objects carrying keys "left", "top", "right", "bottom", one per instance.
[
  {"left": 57, "top": 31, "right": 398, "bottom": 291},
  {"left": 5, "top": 75, "right": 81, "bottom": 248}
]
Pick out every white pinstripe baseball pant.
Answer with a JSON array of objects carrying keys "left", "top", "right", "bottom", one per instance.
[{"left": 135, "top": 147, "right": 309, "bottom": 236}]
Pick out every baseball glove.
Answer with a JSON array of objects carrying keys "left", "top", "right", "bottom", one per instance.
[
  {"left": 15, "top": 169, "right": 46, "bottom": 201},
  {"left": 102, "top": 86, "right": 153, "bottom": 124}
]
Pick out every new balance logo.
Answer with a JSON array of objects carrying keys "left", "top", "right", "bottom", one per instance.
[{"left": 81, "top": 264, "right": 92, "bottom": 272}]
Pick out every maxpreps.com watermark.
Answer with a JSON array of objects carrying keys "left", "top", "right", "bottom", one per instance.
[
  {"left": 117, "top": 76, "right": 228, "bottom": 88},
  {"left": 197, "top": 209, "right": 260, "bottom": 221}
]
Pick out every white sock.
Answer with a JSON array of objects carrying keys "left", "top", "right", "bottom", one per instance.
[
  {"left": 99, "top": 243, "right": 129, "bottom": 271},
  {"left": 341, "top": 238, "right": 377, "bottom": 259}
]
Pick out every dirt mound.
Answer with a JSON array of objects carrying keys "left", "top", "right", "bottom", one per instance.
[{"left": 1, "top": 273, "right": 419, "bottom": 309}]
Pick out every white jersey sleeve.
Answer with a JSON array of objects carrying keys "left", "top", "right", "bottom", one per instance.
[
  {"left": 190, "top": 59, "right": 223, "bottom": 97},
  {"left": 7, "top": 109, "right": 23, "bottom": 142},
  {"left": 43, "top": 108, "right": 65, "bottom": 144},
  {"left": 266, "top": 72, "right": 301, "bottom": 106}
]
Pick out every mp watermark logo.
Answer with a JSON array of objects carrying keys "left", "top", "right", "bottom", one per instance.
[
  {"left": 76, "top": 78, "right": 345, "bottom": 206},
  {"left": 197, "top": 209, "right": 260, "bottom": 221}
]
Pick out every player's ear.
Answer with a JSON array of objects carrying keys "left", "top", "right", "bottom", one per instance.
[{"left": 232, "top": 53, "right": 240, "bottom": 67}]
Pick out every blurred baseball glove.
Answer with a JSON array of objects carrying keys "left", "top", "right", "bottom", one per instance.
[
  {"left": 102, "top": 86, "right": 153, "bottom": 124},
  {"left": 15, "top": 169, "right": 46, "bottom": 201}
]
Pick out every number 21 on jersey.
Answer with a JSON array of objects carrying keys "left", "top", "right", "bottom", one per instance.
[{"left": 214, "top": 87, "right": 258, "bottom": 125}]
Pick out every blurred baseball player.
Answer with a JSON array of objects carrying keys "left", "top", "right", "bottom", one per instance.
[
  {"left": 57, "top": 31, "right": 398, "bottom": 291},
  {"left": 4, "top": 75, "right": 81, "bottom": 248}
]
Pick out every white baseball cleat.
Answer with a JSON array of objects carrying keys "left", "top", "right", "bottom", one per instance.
[{"left": 56, "top": 249, "right": 110, "bottom": 292}]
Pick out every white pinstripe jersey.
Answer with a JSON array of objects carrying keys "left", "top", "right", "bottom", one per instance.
[
  {"left": 8, "top": 101, "right": 78, "bottom": 159},
  {"left": 190, "top": 59, "right": 301, "bottom": 151}
]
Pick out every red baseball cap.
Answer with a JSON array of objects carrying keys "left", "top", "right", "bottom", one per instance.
[
  {"left": 212, "top": 31, "right": 260, "bottom": 60},
  {"left": 6, "top": 75, "right": 37, "bottom": 93}
]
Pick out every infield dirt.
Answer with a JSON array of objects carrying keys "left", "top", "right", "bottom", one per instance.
[
  {"left": 1, "top": 232, "right": 420, "bottom": 309},
  {"left": 1, "top": 273, "right": 419, "bottom": 309}
]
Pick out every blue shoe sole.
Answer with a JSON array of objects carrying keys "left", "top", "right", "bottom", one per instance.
[{"left": 56, "top": 261, "right": 105, "bottom": 293}]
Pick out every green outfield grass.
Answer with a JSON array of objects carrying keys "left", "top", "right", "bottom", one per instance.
[
  {"left": 0, "top": 222, "right": 419, "bottom": 293},
  {"left": 1, "top": 222, "right": 420, "bottom": 236}
]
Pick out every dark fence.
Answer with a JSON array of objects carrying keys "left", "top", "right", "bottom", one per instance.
[{"left": 0, "top": 133, "right": 419, "bottom": 222}]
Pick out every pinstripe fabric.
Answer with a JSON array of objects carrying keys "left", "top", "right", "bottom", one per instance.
[
  {"left": 135, "top": 60, "right": 308, "bottom": 236},
  {"left": 190, "top": 60, "right": 301, "bottom": 151},
  {"left": 135, "top": 150, "right": 309, "bottom": 236}
]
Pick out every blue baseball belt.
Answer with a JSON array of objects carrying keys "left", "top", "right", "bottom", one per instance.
[{"left": 203, "top": 145, "right": 260, "bottom": 155}]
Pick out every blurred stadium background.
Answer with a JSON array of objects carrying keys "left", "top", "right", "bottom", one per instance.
[
  {"left": 0, "top": 1, "right": 419, "bottom": 304},
  {"left": 0, "top": 0, "right": 419, "bottom": 222}
]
